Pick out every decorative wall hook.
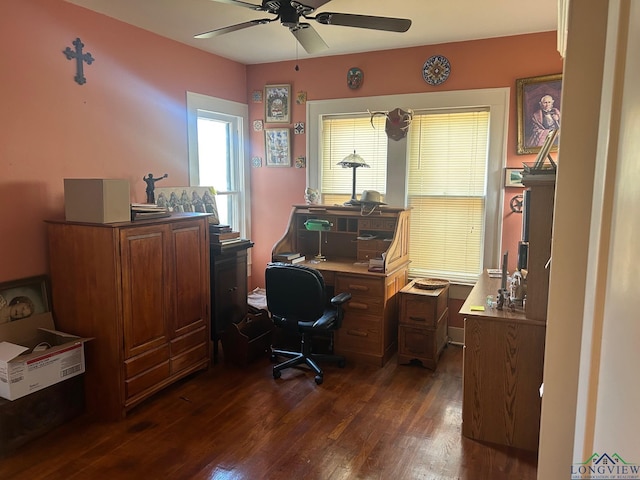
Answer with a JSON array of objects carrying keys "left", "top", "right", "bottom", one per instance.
[{"left": 63, "top": 38, "right": 94, "bottom": 85}]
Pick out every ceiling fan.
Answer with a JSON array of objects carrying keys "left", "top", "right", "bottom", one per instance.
[{"left": 194, "top": 0, "right": 412, "bottom": 54}]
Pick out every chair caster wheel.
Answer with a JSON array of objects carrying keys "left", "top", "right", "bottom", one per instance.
[
  {"left": 338, "top": 359, "right": 346, "bottom": 368},
  {"left": 270, "top": 353, "right": 278, "bottom": 363},
  {"left": 273, "top": 369, "right": 282, "bottom": 379},
  {"left": 314, "top": 375, "right": 323, "bottom": 385}
]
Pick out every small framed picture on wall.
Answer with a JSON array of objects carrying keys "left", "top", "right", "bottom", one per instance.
[
  {"left": 265, "top": 128, "right": 291, "bottom": 167},
  {"left": 264, "top": 84, "right": 291, "bottom": 124}
]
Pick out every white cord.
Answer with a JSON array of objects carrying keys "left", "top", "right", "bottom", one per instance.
[{"left": 33, "top": 342, "right": 51, "bottom": 352}]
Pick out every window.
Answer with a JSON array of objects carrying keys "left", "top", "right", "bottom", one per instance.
[
  {"left": 186, "top": 92, "right": 250, "bottom": 238},
  {"left": 308, "top": 89, "right": 508, "bottom": 283},
  {"left": 320, "top": 115, "right": 387, "bottom": 205},
  {"left": 407, "top": 110, "right": 490, "bottom": 282}
]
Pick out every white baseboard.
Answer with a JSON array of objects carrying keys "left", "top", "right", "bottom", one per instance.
[{"left": 448, "top": 326, "right": 464, "bottom": 346}]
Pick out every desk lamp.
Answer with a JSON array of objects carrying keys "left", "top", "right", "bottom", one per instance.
[
  {"left": 337, "top": 151, "right": 369, "bottom": 206},
  {"left": 304, "top": 219, "right": 332, "bottom": 262}
]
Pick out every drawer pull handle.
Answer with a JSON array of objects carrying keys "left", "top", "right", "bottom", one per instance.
[
  {"left": 409, "top": 316, "right": 426, "bottom": 322},
  {"left": 349, "top": 302, "right": 368, "bottom": 310},
  {"left": 347, "top": 330, "right": 368, "bottom": 337},
  {"left": 349, "top": 285, "right": 369, "bottom": 292}
]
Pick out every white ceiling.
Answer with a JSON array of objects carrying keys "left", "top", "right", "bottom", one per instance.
[{"left": 65, "top": 0, "right": 558, "bottom": 65}]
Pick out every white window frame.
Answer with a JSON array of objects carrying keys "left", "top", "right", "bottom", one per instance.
[
  {"left": 186, "top": 91, "right": 251, "bottom": 240},
  {"left": 307, "top": 88, "right": 509, "bottom": 279}
]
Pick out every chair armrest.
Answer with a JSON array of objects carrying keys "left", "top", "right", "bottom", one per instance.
[{"left": 331, "top": 292, "right": 352, "bottom": 306}]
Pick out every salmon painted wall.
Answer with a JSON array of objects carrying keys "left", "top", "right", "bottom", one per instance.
[
  {"left": 0, "top": 0, "right": 246, "bottom": 283},
  {"left": 246, "top": 32, "right": 563, "bottom": 289}
]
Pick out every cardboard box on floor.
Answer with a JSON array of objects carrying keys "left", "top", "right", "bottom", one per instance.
[{"left": 0, "top": 313, "right": 91, "bottom": 401}]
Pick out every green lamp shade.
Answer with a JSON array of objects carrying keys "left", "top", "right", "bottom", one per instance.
[{"left": 304, "top": 219, "right": 332, "bottom": 231}]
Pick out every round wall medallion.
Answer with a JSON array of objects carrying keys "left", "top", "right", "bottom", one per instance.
[
  {"left": 422, "top": 55, "right": 451, "bottom": 86},
  {"left": 347, "top": 67, "right": 364, "bottom": 89}
]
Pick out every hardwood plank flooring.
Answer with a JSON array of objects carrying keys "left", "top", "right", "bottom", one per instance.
[{"left": 0, "top": 344, "right": 537, "bottom": 479}]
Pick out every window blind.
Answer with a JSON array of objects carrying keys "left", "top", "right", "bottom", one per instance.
[
  {"left": 407, "top": 109, "right": 490, "bottom": 281},
  {"left": 321, "top": 115, "right": 388, "bottom": 197}
]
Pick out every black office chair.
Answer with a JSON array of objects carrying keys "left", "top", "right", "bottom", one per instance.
[{"left": 265, "top": 262, "right": 351, "bottom": 385}]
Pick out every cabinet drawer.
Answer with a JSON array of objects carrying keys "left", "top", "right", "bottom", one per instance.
[
  {"left": 125, "top": 345, "right": 170, "bottom": 379},
  {"left": 336, "top": 274, "right": 384, "bottom": 298},
  {"left": 398, "top": 325, "right": 435, "bottom": 359},
  {"left": 336, "top": 315, "right": 381, "bottom": 354},
  {"left": 125, "top": 361, "right": 170, "bottom": 399},
  {"left": 171, "top": 326, "right": 207, "bottom": 356},
  {"left": 171, "top": 343, "right": 208, "bottom": 375},
  {"left": 401, "top": 297, "right": 440, "bottom": 327}
]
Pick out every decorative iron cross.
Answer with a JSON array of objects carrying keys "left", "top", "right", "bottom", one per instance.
[{"left": 63, "top": 38, "right": 94, "bottom": 85}]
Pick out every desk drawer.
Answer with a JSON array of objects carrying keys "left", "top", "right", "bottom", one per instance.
[
  {"left": 336, "top": 274, "right": 384, "bottom": 298},
  {"left": 342, "top": 296, "right": 383, "bottom": 316},
  {"left": 336, "top": 315, "right": 381, "bottom": 355}
]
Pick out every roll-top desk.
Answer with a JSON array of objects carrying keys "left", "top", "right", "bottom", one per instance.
[{"left": 272, "top": 205, "right": 411, "bottom": 366}]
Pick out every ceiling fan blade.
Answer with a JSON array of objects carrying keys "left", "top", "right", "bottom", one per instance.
[
  {"left": 315, "top": 13, "right": 412, "bottom": 32},
  {"left": 194, "top": 19, "right": 272, "bottom": 39},
  {"left": 291, "top": 24, "right": 329, "bottom": 54},
  {"left": 207, "top": 0, "right": 263, "bottom": 10}
]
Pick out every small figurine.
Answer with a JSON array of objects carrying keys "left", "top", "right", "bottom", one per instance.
[
  {"left": 143, "top": 173, "right": 168, "bottom": 204},
  {"left": 304, "top": 187, "right": 320, "bottom": 205}
]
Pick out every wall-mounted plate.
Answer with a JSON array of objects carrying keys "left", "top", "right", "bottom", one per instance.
[{"left": 422, "top": 55, "right": 451, "bottom": 86}]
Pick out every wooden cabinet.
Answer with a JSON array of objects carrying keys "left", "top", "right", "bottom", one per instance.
[
  {"left": 210, "top": 241, "right": 253, "bottom": 361},
  {"left": 273, "top": 205, "right": 410, "bottom": 366},
  {"left": 522, "top": 173, "right": 556, "bottom": 321},
  {"left": 460, "top": 274, "right": 545, "bottom": 451},
  {"left": 397, "top": 280, "right": 449, "bottom": 369},
  {"left": 458, "top": 172, "right": 554, "bottom": 451},
  {"left": 46, "top": 213, "right": 211, "bottom": 421}
]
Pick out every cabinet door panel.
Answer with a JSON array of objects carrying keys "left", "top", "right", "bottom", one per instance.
[
  {"left": 121, "top": 226, "right": 170, "bottom": 358},
  {"left": 172, "top": 222, "right": 208, "bottom": 335}
]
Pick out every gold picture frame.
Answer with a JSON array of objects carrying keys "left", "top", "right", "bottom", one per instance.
[
  {"left": 516, "top": 73, "right": 562, "bottom": 155},
  {"left": 264, "top": 84, "right": 291, "bottom": 124}
]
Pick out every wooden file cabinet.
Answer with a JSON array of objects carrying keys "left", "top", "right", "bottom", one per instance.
[
  {"left": 460, "top": 273, "right": 545, "bottom": 451},
  {"left": 397, "top": 280, "right": 449, "bottom": 369},
  {"left": 46, "top": 213, "right": 211, "bottom": 421}
]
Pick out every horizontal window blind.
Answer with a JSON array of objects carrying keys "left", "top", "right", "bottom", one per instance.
[
  {"left": 408, "top": 109, "right": 489, "bottom": 280},
  {"left": 321, "top": 115, "right": 387, "bottom": 197}
]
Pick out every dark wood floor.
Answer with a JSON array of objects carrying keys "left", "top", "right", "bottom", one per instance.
[{"left": 0, "top": 344, "right": 537, "bottom": 480}]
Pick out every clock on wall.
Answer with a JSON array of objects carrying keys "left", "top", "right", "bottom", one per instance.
[{"left": 422, "top": 55, "right": 451, "bottom": 86}]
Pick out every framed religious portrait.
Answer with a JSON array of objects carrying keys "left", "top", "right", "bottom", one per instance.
[
  {"left": 516, "top": 73, "right": 562, "bottom": 155},
  {"left": 264, "top": 128, "right": 291, "bottom": 167},
  {"left": 264, "top": 84, "right": 291, "bottom": 123}
]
